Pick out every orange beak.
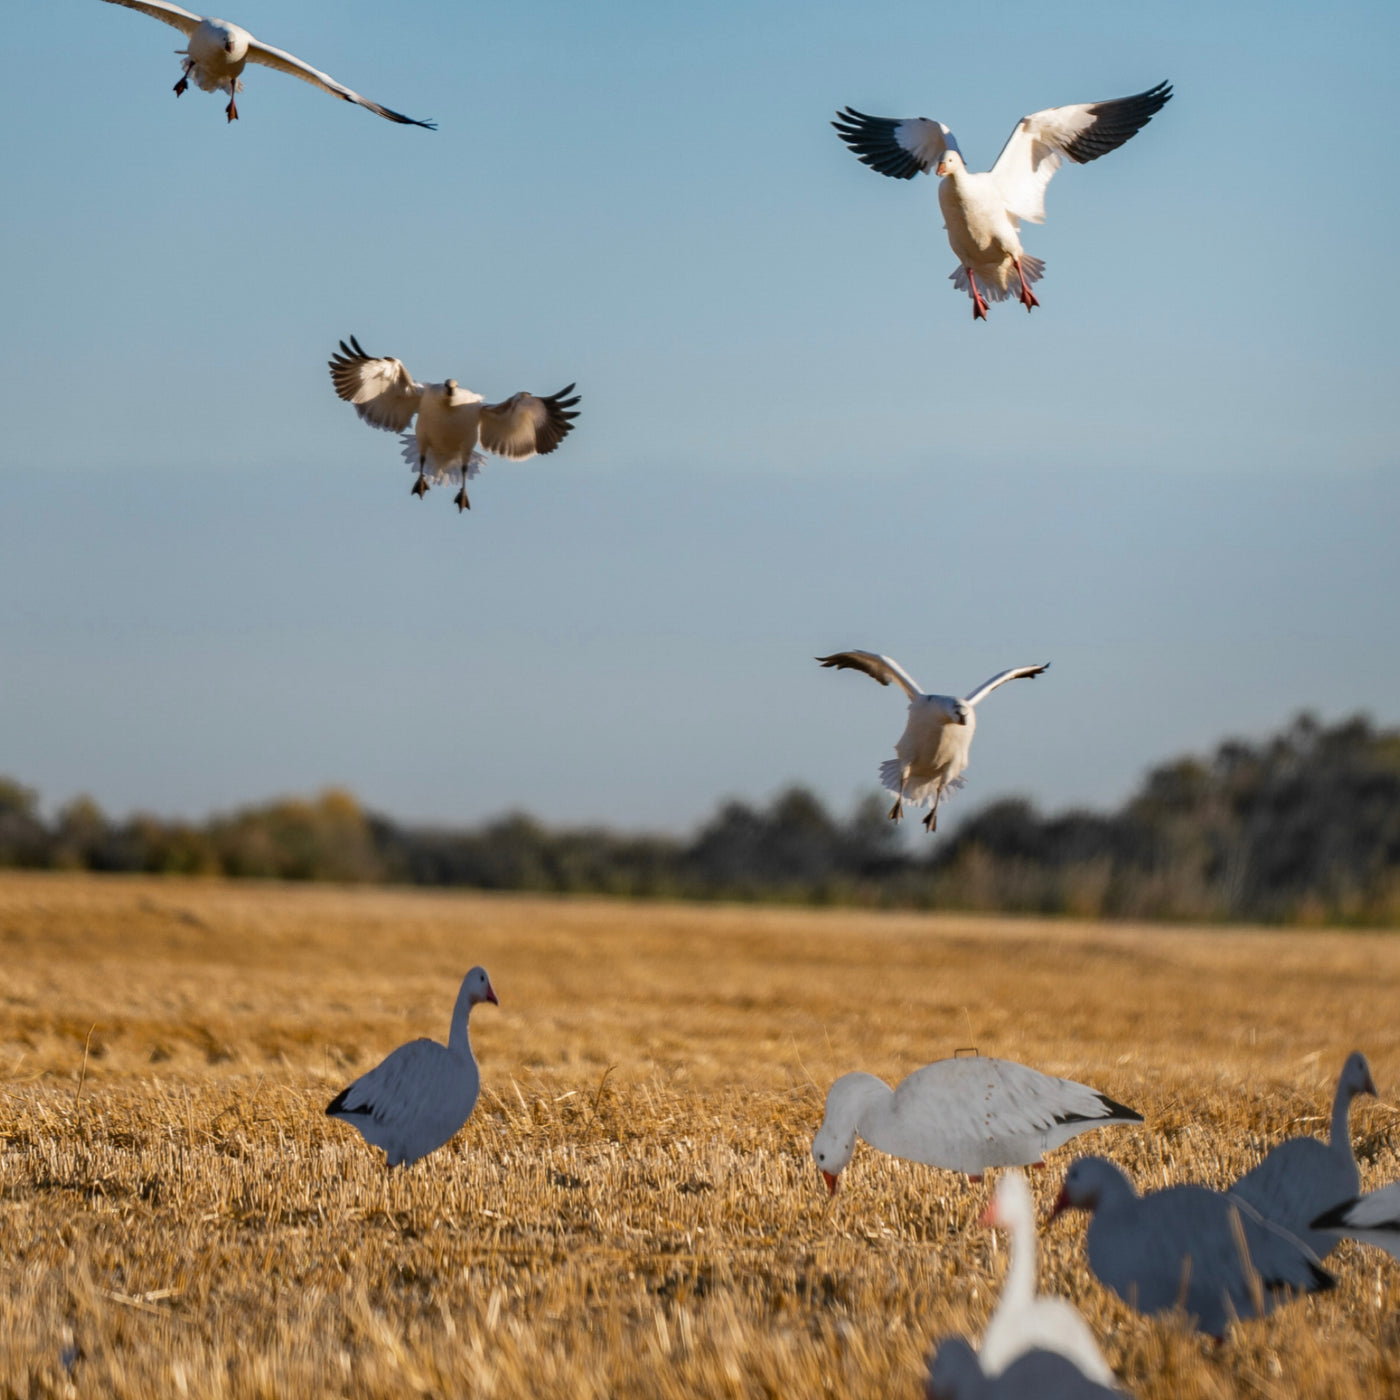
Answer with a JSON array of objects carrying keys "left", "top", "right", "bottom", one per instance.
[
  {"left": 822, "top": 1169, "right": 839, "bottom": 1197},
  {"left": 485, "top": 983, "right": 500, "bottom": 1006}
]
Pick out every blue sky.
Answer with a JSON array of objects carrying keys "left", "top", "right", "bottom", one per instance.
[{"left": 1, "top": 0, "right": 1397, "bottom": 833}]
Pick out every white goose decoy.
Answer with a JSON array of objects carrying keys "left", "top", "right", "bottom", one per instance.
[
  {"left": 1052, "top": 1157, "right": 1335, "bottom": 1338},
  {"left": 1311, "top": 1183, "right": 1400, "bottom": 1261},
  {"left": 833, "top": 82, "right": 1171, "bottom": 318},
  {"left": 1230, "top": 1051, "right": 1377, "bottom": 1258},
  {"left": 811, "top": 1057, "right": 1141, "bottom": 1194},
  {"left": 816, "top": 652, "right": 1049, "bottom": 832},
  {"left": 326, "top": 966, "right": 498, "bottom": 1168},
  {"left": 99, "top": 0, "right": 436, "bottom": 127},
  {"left": 329, "top": 337, "right": 581, "bottom": 512},
  {"left": 926, "top": 1337, "right": 1123, "bottom": 1400},
  {"left": 979, "top": 1171, "right": 1117, "bottom": 1387}
]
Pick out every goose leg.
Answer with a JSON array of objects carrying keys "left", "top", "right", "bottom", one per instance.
[
  {"left": 1014, "top": 258, "right": 1040, "bottom": 312},
  {"left": 411, "top": 470, "right": 429, "bottom": 498},
  {"left": 887, "top": 798, "right": 903, "bottom": 823},
  {"left": 922, "top": 800, "right": 939, "bottom": 833},
  {"left": 225, "top": 85, "right": 239, "bottom": 122},
  {"left": 966, "top": 271, "right": 989, "bottom": 321},
  {"left": 453, "top": 485, "right": 471, "bottom": 512},
  {"left": 173, "top": 63, "right": 192, "bottom": 97}
]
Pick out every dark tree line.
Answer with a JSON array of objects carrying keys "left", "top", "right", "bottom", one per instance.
[{"left": 3, "top": 712, "right": 1399, "bottom": 923}]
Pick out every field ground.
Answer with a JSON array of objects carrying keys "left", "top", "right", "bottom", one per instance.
[{"left": 4, "top": 874, "right": 1400, "bottom": 1397}]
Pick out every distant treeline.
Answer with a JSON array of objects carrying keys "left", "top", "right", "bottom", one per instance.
[{"left": 3, "top": 712, "right": 1399, "bottom": 924}]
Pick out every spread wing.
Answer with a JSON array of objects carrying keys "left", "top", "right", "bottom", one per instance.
[
  {"left": 831, "top": 108, "right": 957, "bottom": 179},
  {"left": 816, "top": 651, "right": 923, "bottom": 700},
  {"left": 478, "top": 386, "right": 581, "bottom": 460},
  {"left": 963, "top": 662, "right": 1050, "bottom": 707},
  {"left": 990, "top": 82, "right": 1171, "bottom": 223},
  {"left": 99, "top": 0, "right": 202, "bottom": 37},
  {"left": 246, "top": 39, "right": 436, "bottom": 128},
  {"left": 328, "top": 336, "right": 424, "bottom": 432}
]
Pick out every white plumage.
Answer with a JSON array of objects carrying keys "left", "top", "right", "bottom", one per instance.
[
  {"left": 99, "top": 0, "right": 435, "bottom": 127},
  {"left": 1312, "top": 1183, "right": 1400, "bottom": 1260},
  {"left": 816, "top": 651, "right": 1049, "bottom": 832},
  {"left": 329, "top": 336, "right": 581, "bottom": 513},
  {"left": 979, "top": 1171, "right": 1118, "bottom": 1387},
  {"left": 810, "top": 1056, "right": 1141, "bottom": 1193},
  {"left": 926, "top": 1337, "right": 1122, "bottom": 1400},
  {"left": 833, "top": 83, "right": 1171, "bottom": 318},
  {"left": 1053, "top": 1157, "right": 1335, "bottom": 1338},
  {"left": 1230, "top": 1051, "right": 1377, "bottom": 1258},
  {"left": 326, "top": 966, "right": 498, "bottom": 1168}
]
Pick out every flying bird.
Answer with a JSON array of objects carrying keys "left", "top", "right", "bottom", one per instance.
[
  {"left": 1230, "top": 1051, "right": 1377, "bottom": 1259},
  {"left": 329, "top": 336, "right": 581, "bottom": 512},
  {"left": 833, "top": 82, "right": 1171, "bottom": 318},
  {"left": 816, "top": 652, "right": 1049, "bottom": 831},
  {"left": 99, "top": 0, "right": 436, "bottom": 127},
  {"left": 810, "top": 1055, "right": 1140, "bottom": 1193},
  {"left": 326, "top": 966, "right": 498, "bottom": 1168},
  {"left": 1052, "top": 1157, "right": 1334, "bottom": 1338}
]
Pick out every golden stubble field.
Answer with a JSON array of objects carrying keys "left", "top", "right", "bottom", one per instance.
[{"left": 3, "top": 873, "right": 1400, "bottom": 1398}]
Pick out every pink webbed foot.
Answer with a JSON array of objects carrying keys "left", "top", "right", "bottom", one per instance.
[
  {"left": 965, "top": 270, "right": 990, "bottom": 321},
  {"left": 1014, "top": 259, "right": 1040, "bottom": 312}
]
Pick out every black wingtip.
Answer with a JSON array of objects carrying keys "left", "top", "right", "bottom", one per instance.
[
  {"left": 1097, "top": 1093, "right": 1144, "bottom": 1123},
  {"left": 326, "top": 1086, "right": 350, "bottom": 1116},
  {"left": 1309, "top": 1199, "right": 1358, "bottom": 1231}
]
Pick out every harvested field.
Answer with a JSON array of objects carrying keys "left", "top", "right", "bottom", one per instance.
[{"left": 3, "top": 872, "right": 1400, "bottom": 1398}]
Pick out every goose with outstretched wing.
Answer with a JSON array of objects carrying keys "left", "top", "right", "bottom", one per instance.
[
  {"left": 99, "top": 0, "right": 435, "bottom": 127},
  {"left": 833, "top": 82, "right": 1171, "bottom": 318},
  {"left": 329, "top": 336, "right": 581, "bottom": 513},
  {"left": 816, "top": 652, "right": 1048, "bottom": 831}
]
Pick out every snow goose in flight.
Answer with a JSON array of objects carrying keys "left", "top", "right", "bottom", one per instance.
[
  {"left": 329, "top": 336, "right": 581, "bottom": 512},
  {"left": 1312, "top": 1182, "right": 1400, "bottom": 1261},
  {"left": 816, "top": 652, "right": 1048, "bottom": 831},
  {"left": 326, "top": 966, "right": 498, "bottom": 1168},
  {"left": 833, "top": 82, "right": 1171, "bottom": 318},
  {"left": 811, "top": 1056, "right": 1140, "bottom": 1194},
  {"left": 99, "top": 0, "right": 436, "bottom": 127},
  {"left": 926, "top": 1337, "right": 1122, "bottom": 1400},
  {"left": 1052, "top": 1157, "right": 1335, "bottom": 1338},
  {"left": 1230, "top": 1051, "right": 1377, "bottom": 1259},
  {"left": 978, "top": 1171, "right": 1117, "bottom": 1387}
]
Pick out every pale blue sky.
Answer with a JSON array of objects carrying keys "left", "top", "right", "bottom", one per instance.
[{"left": 1, "top": 0, "right": 1397, "bottom": 832}]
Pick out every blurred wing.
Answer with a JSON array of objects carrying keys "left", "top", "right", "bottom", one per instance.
[
  {"left": 832, "top": 108, "right": 956, "bottom": 179},
  {"left": 328, "top": 336, "right": 423, "bottom": 432},
  {"left": 990, "top": 81, "right": 1172, "bottom": 223},
  {"left": 246, "top": 39, "right": 436, "bottom": 128},
  {"left": 964, "top": 662, "right": 1050, "bottom": 707},
  {"left": 816, "top": 651, "right": 923, "bottom": 700},
  {"left": 99, "top": 0, "right": 202, "bottom": 37},
  {"left": 478, "top": 385, "right": 580, "bottom": 460}
]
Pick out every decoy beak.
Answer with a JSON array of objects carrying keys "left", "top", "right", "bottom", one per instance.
[{"left": 485, "top": 983, "right": 500, "bottom": 1006}]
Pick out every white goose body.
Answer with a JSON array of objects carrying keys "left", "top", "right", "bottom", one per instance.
[
  {"left": 811, "top": 1057, "right": 1141, "bottom": 1192},
  {"left": 326, "top": 966, "right": 499, "bottom": 1168},
  {"left": 937, "top": 164, "right": 1027, "bottom": 299},
  {"left": 979, "top": 1172, "right": 1117, "bottom": 1386},
  {"left": 183, "top": 18, "right": 250, "bottom": 95},
  {"left": 833, "top": 83, "right": 1171, "bottom": 318},
  {"left": 817, "top": 651, "right": 1048, "bottom": 831},
  {"left": 1230, "top": 1051, "right": 1376, "bottom": 1258}
]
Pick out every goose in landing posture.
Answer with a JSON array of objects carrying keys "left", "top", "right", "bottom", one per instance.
[
  {"left": 99, "top": 1, "right": 436, "bottom": 127},
  {"left": 1231, "top": 1051, "right": 1377, "bottom": 1258},
  {"left": 810, "top": 1055, "right": 1140, "bottom": 1194},
  {"left": 833, "top": 82, "right": 1170, "bottom": 318},
  {"left": 326, "top": 966, "right": 498, "bottom": 1168},
  {"left": 329, "top": 336, "right": 581, "bottom": 512},
  {"left": 816, "top": 652, "right": 1049, "bottom": 831}
]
